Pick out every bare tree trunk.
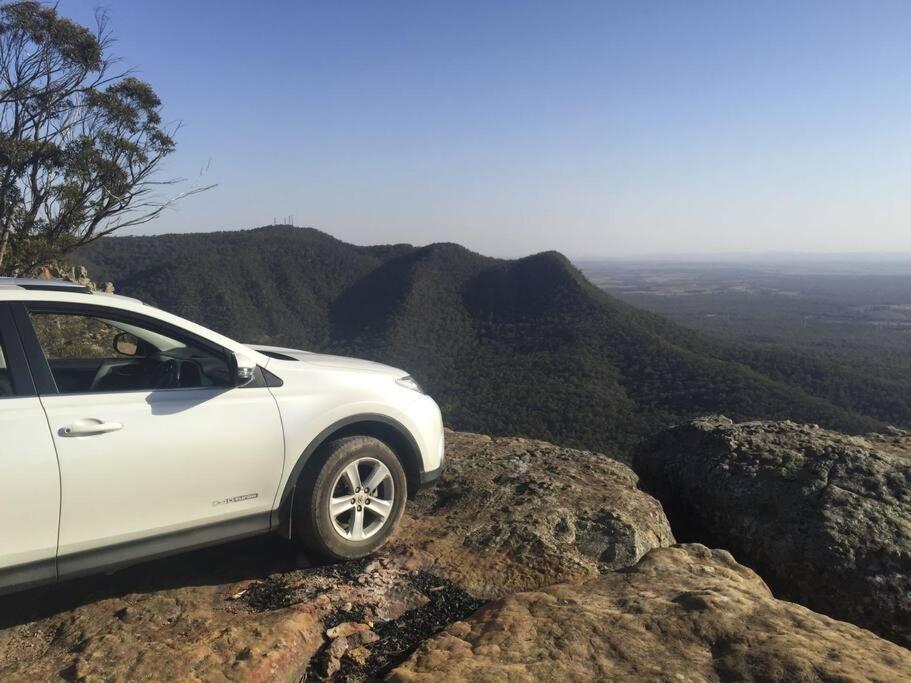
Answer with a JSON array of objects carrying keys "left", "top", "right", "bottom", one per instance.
[{"left": 0, "top": 225, "right": 10, "bottom": 275}]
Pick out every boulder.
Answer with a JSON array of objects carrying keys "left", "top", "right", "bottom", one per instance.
[
  {"left": 395, "top": 430, "right": 675, "bottom": 598},
  {"left": 634, "top": 416, "right": 911, "bottom": 647},
  {"left": 389, "top": 544, "right": 911, "bottom": 682}
]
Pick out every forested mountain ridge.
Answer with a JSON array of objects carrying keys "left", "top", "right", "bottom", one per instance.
[{"left": 77, "top": 226, "right": 909, "bottom": 459}]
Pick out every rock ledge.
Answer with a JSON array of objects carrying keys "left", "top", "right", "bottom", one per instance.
[{"left": 635, "top": 415, "right": 911, "bottom": 648}]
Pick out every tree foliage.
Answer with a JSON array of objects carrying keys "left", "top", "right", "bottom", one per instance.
[{"left": 0, "top": 1, "right": 187, "bottom": 274}]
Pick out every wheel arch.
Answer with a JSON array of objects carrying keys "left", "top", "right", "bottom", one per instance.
[{"left": 273, "top": 413, "right": 422, "bottom": 537}]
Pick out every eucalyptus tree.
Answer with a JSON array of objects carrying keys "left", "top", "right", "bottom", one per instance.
[{"left": 0, "top": 1, "right": 196, "bottom": 275}]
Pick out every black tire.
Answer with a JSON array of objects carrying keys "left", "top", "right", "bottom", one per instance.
[{"left": 292, "top": 436, "right": 408, "bottom": 560}]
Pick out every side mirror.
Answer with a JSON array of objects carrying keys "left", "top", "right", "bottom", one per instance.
[
  {"left": 113, "top": 332, "right": 141, "bottom": 357},
  {"left": 230, "top": 352, "right": 257, "bottom": 387}
]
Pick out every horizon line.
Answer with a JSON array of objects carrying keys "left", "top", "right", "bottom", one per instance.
[{"left": 109, "top": 224, "right": 911, "bottom": 262}]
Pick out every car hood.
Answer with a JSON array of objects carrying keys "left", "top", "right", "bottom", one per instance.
[{"left": 246, "top": 345, "right": 406, "bottom": 377}]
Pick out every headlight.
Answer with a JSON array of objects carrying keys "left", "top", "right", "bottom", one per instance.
[{"left": 395, "top": 375, "right": 424, "bottom": 393}]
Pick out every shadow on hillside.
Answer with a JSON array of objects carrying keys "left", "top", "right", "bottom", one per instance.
[
  {"left": 329, "top": 248, "right": 425, "bottom": 339},
  {"left": 0, "top": 535, "right": 310, "bottom": 629}
]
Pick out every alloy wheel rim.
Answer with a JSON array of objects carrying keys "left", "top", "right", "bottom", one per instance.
[{"left": 328, "top": 457, "right": 395, "bottom": 541}]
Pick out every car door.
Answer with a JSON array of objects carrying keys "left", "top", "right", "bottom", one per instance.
[
  {"left": 17, "top": 302, "right": 285, "bottom": 577},
  {"left": 0, "top": 304, "right": 61, "bottom": 591}
]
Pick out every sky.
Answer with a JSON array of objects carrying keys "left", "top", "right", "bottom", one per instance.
[{"left": 56, "top": 1, "right": 911, "bottom": 258}]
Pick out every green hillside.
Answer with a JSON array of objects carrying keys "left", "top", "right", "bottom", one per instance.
[{"left": 77, "top": 226, "right": 909, "bottom": 460}]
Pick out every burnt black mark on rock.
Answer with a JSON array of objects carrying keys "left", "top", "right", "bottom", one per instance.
[
  {"left": 324, "top": 603, "right": 369, "bottom": 631},
  {"left": 244, "top": 558, "right": 374, "bottom": 612},
  {"left": 243, "top": 577, "right": 294, "bottom": 611},
  {"left": 426, "top": 480, "right": 465, "bottom": 514},
  {"left": 305, "top": 558, "right": 373, "bottom": 584},
  {"left": 305, "top": 571, "right": 485, "bottom": 683}
]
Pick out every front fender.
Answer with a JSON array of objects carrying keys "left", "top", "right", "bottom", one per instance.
[
  {"left": 267, "top": 391, "right": 444, "bottom": 534},
  {"left": 272, "top": 411, "right": 420, "bottom": 515}
]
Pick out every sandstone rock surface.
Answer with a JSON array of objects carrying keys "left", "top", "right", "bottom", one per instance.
[
  {"left": 5, "top": 426, "right": 905, "bottom": 682},
  {"left": 0, "top": 431, "right": 673, "bottom": 681},
  {"left": 634, "top": 416, "right": 911, "bottom": 647},
  {"left": 389, "top": 544, "right": 911, "bottom": 683},
  {"left": 0, "top": 544, "right": 433, "bottom": 682},
  {"left": 396, "top": 430, "right": 675, "bottom": 598}
]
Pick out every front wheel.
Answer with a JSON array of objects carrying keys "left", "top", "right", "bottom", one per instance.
[{"left": 293, "top": 436, "right": 408, "bottom": 560}]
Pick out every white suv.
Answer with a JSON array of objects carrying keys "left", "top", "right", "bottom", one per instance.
[{"left": 0, "top": 278, "right": 444, "bottom": 594}]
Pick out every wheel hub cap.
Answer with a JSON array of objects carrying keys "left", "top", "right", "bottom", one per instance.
[{"left": 328, "top": 457, "right": 395, "bottom": 542}]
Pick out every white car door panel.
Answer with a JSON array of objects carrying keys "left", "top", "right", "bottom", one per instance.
[
  {"left": 0, "top": 304, "right": 61, "bottom": 591},
  {"left": 42, "top": 386, "right": 285, "bottom": 561},
  {"left": 0, "top": 396, "right": 61, "bottom": 584},
  {"left": 19, "top": 304, "right": 288, "bottom": 572}
]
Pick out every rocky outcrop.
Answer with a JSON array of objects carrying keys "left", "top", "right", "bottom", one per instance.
[
  {"left": 4, "top": 426, "right": 907, "bottom": 681},
  {"left": 389, "top": 544, "right": 911, "bottom": 682},
  {"left": 32, "top": 262, "right": 115, "bottom": 292},
  {"left": 634, "top": 416, "right": 911, "bottom": 647},
  {"left": 395, "top": 430, "right": 675, "bottom": 598},
  {"left": 0, "top": 431, "right": 674, "bottom": 681}
]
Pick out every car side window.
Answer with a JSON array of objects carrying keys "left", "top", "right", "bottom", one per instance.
[
  {"left": 30, "top": 313, "right": 121, "bottom": 360},
  {"left": 29, "top": 310, "right": 233, "bottom": 394}
]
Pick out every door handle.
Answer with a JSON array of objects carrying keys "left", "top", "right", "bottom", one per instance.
[{"left": 61, "top": 420, "right": 124, "bottom": 437}]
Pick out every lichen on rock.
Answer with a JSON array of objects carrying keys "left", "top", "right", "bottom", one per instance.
[
  {"left": 397, "top": 430, "right": 675, "bottom": 598},
  {"left": 635, "top": 416, "right": 911, "bottom": 648}
]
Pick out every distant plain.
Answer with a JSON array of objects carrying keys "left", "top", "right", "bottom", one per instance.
[{"left": 580, "top": 257, "right": 911, "bottom": 385}]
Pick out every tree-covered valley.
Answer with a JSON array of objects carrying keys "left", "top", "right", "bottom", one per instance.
[{"left": 76, "top": 226, "right": 910, "bottom": 460}]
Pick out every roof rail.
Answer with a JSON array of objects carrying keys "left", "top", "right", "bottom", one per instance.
[{"left": 0, "top": 277, "right": 93, "bottom": 294}]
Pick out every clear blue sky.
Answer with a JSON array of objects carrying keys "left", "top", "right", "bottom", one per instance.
[{"left": 58, "top": 1, "right": 911, "bottom": 257}]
